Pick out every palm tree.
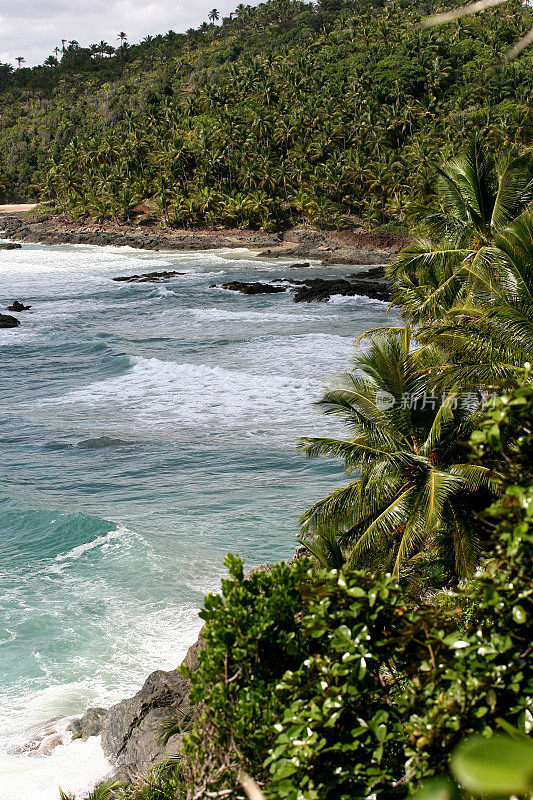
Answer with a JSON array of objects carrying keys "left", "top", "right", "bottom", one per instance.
[
  {"left": 299, "top": 327, "right": 499, "bottom": 582},
  {"left": 419, "top": 211, "right": 533, "bottom": 389},
  {"left": 423, "top": 0, "right": 533, "bottom": 60},
  {"left": 390, "top": 139, "right": 533, "bottom": 325},
  {"left": 208, "top": 8, "right": 220, "bottom": 23},
  {"left": 54, "top": 47, "right": 61, "bottom": 60},
  {"left": 117, "top": 31, "right": 128, "bottom": 46},
  {"left": 15, "top": 56, "right": 25, "bottom": 68}
]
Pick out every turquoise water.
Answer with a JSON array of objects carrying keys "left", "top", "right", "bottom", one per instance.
[{"left": 0, "top": 240, "right": 394, "bottom": 797}]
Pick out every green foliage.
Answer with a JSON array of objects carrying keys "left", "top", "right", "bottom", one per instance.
[
  {"left": 0, "top": 0, "right": 532, "bottom": 221},
  {"left": 299, "top": 325, "right": 496, "bottom": 582},
  {"left": 179, "top": 554, "right": 312, "bottom": 799},
  {"left": 115, "top": 762, "right": 185, "bottom": 800},
  {"left": 179, "top": 513, "right": 531, "bottom": 800},
  {"left": 450, "top": 730, "right": 533, "bottom": 797}
]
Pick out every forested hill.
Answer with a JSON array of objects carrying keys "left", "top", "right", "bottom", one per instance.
[{"left": 1, "top": 0, "right": 532, "bottom": 229}]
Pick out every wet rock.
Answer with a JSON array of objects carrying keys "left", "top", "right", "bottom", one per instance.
[
  {"left": 221, "top": 281, "right": 286, "bottom": 295},
  {"left": 0, "top": 242, "right": 22, "bottom": 250},
  {"left": 13, "top": 716, "right": 68, "bottom": 754},
  {"left": 7, "top": 300, "right": 31, "bottom": 311},
  {"left": 113, "top": 270, "right": 185, "bottom": 283},
  {"left": 0, "top": 313, "right": 20, "bottom": 328},
  {"left": 101, "top": 668, "right": 191, "bottom": 781},
  {"left": 67, "top": 707, "right": 108, "bottom": 742},
  {"left": 288, "top": 262, "right": 311, "bottom": 269},
  {"left": 291, "top": 268, "right": 390, "bottom": 303},
  {"left": 38, "top": 733, "right": 64, "bottom": 755},
  {"left": 292, "top": 276, "right": 390, "bottom": 303}
]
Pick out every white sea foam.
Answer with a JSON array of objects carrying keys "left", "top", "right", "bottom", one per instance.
[
  {"left": 0, "top": 736, "right": 111, "bottom": 800},
  {"left": 37, "top": 355, "right": 322, "bottom": 437},
  {"left": 328, "top": 293, "right": 389, "bottom": 306},
  {"left": 55, "top": 525, "right": 132, "bottom": 563},
  {"left": 187, "top": 306, "right": 320, "bottom": 323}
]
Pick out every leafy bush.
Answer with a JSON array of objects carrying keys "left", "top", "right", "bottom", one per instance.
[
  {"left": 179, "top": 508, "right": 531, "bottom": 800},
  {"left": 180, "top": 555, "right": 313, "bottom": 799}
]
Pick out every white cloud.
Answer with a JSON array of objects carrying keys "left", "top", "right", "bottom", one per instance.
[{"left": 0, "top": 0, "right": 261, "bottom": 67}]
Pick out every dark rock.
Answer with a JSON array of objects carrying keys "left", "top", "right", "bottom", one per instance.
[
  {"left": 68, "top": 707, "right": 108, "bottom": 742},
  {"left": 101, "top": 668, "right": 191, "bottom": 781},
  {"left": 288, "top": 262, "right": 311, "bottom": 269},
  {"left": 0, "top": 313, "right": 20, "bottom": 328},
  {"left": 292, "top": 274, "right": 390, "bottom": 303},
  {"left": 221, "top": 281, "right": 286, "bottom": 295},
  {"left": 0, "top": 242, "right": 22, "bottom": 250},
  {"left": 112, "top": 270, "right": 185, "bottom": 283},
  {"left": 180, "top": 631, "right": 206, "bottom": 673},
  {"left": 7, "top": 300, "right": 31, "bottom": 311}
]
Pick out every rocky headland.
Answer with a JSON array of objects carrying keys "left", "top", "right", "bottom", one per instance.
[{"left": 0, "top": 213, "right": 406, "bottom": 266}]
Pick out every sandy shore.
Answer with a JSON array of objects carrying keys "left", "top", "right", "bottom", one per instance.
[
  {"left": 0, "top": 204, "right": 38, "bottom": 214},
  {"left": 0, "top": 212, "right": 407, "bottom": 267}
]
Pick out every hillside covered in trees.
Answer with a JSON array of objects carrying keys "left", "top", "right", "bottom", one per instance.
[{"left": 1, "top": 0, "right": 532, "bottom": 228}]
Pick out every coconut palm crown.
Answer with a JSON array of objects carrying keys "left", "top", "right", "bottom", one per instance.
[
  {"left": 389, "top": 139, "right": 533, "bottom": 325},
  {"left": 299, "top": 327, "right": 499, "bottom": 582},
  {"left": 419, "top": 209, "right": 533, "bottom": 389}
]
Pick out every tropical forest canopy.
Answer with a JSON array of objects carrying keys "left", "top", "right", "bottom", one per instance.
[{"left": 0, "top": 0, "right": 532, "bottom": 228}]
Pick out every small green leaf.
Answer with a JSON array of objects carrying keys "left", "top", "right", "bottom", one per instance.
[
  {"left": 411, "top": 777, "right": 457, "bottom": 800},
  {"left": 451, "top": 734, "right": 533, "bottom": 795},
  {"left": 512, "top": 605, "right": 527, "bottom": 624}
]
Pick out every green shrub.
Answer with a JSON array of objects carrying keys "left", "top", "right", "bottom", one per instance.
[
  {"left": 178, "top": 515, "right": 531, "bottom": 800},
  {"left": 180, "top": 555, "right": 313, "bottom": 799}
]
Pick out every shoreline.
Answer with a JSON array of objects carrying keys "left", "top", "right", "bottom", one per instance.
[{"left": 0, "top": 213, "right": 407, "bottom": 267}]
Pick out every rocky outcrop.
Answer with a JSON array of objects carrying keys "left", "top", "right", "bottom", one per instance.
[
  {"left": 100, "top": 632, "right": 205, "bottom": 781},
  {"left": 0, "top": 242, "right": 22, "bottom": 250},
  {"left": 112, "top": 270, "right": 185, "bottom": 283},
  {"left": 7, "top": 300, "right": 31, "bottom": 311},
  {"left": 221, "top": 281, "right": 287, "bottom": 295},
  {"left": 291, "top": 267, "right": 390, "bottom": 303},
  {"left": 17, "top": 549, "right": 301, "bottom": 784},
  {"left": 67, "top": 707, "right": 108, "bottom": 741},
  {"left": 0, "top": 313, "right": 20, "bottom": 328},
  {"left": 217, "top": 267, "right": 391, "bottom": 303}
]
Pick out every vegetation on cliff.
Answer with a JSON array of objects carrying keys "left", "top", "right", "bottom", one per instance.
[{"left": 1, "top": 0, "right": 533, "bottom": 229}]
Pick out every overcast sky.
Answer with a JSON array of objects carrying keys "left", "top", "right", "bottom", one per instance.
[{"left": 0, "top": 0, "right": 264, "bottom": 67}]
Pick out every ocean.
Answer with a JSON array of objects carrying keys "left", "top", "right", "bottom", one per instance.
[{"left": 0, "top": 239, "right": 394, "bottom": 799}]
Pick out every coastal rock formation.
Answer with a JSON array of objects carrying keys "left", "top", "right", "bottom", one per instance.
[
  {"left": 292, "top": 267, "right": 390, "bottom": 303},
  {"left": 0, "top": 242, "right": 22, "bottom": 250},
  {"left": 67, "top": 707, "right": 108, "bottom": 741},
  {"left": 221, "top": 281, "right": 286, "bottom": 295},
  {"left": 113, "top": 270, "right": 185, "bottom": 283},
  {"left": 0, "top": 215, "right": 405, "bottom": 265},
  {"left": 43, "top": 553, "right": 299, "bottom": 783},
  {"left": 0, "top": 313, "right": 20, "bottom": 328},
  {"left": 217, "top": 267, "right": 391, "bottom": 303},
  {"left": 101, "top": 667, "right": 192, "bottom": 780},
  {"left": 7, "top": 300, "right": 31, "bottom": 311}
]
